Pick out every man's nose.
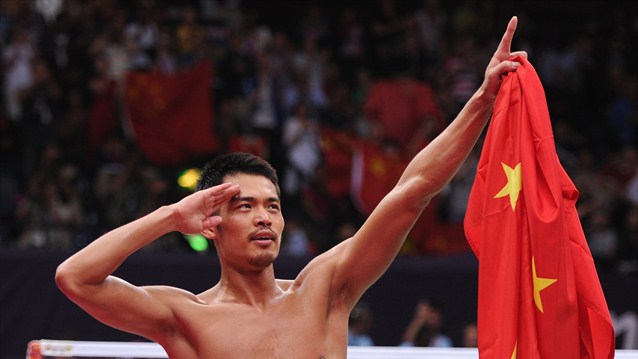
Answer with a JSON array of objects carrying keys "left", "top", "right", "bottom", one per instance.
[{"left": 254, "top": 208, "right": 272, "bottom": 226}]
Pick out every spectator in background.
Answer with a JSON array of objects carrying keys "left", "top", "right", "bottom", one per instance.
[
  {"left": 586, "top": 209, "right": 619, "bottom": 267},
  {"left": 364, "top": 66, "right": 443, "bottom": 157},
  {"left": 335, "top": 7, "right": 366, "bottom": 89},
  {"left": 56, "top": 89, "right": 89, "bottom": 167},
  {"left": 16, "top": 143, "right": 62, "bottom": 248},
  {"left": 413, "top": 0, "right": 446, "bottom": 59},
  {"left": 174, "top": 4, "right": 205, "bottom": 68},
  {"left": 86, "top": 54, "right": 120, "bottom": 157},
  {"left": 460, "top": 322, "right": 478, "bottom": 347},
  {"left": 90, "top": 26, "right": 131, "bottom": 85},
  {"left": 19, "top": 58, "right": 63, "bottom": 181},
  {"left": 92, "top": 134, "right": 138, "bottom": 231},
  {"left": 606, "top": 75, "right": 637, "bottom": 147},
  {"left": 16, "top": 144, "right": 84, "bottom": 249},
  {"left": 123, "top": 32, "right": 153, "bottom": 72},
  {"left": 0, "top": 115, "right": 21, "bottom": 245},
  {"left": 437, "top": 146, "right": 479, "bottom": 223},
  {"left": 289, "top": 36, "right": 329, "bottom": 114},
  {"left": 400, "top": 25, "right": 430, "bottom": 81},
  {"left": 281, "top": 101, "right": 322, "bottom": 203},
  {"left": 246, "top": 51, "right": 285, "bottom": 171},
  {"left": 626, "top": 166, "right": 638, "bottom": 207},
  {"left": 2, "top": 26, "right": 36, "bottom": 121},
  {"left": 612, "top": 310, "right": 638, "bottom": 350},
  {"left": 321, "top": 81, "right": 357, "bottom": 132},
  {"left": 298, "top": 164, "right": 359, "bottom": 253},
  {"left": 281, "top": 217, "right": 313, "bottom": 258},
  {"left": 442, "top": 35, "right": 484, "bottom": 114},
  {"left": 369, "top": 0, "right": 406, "bottom": 79},
  {"left": 123, "top": 6, "right": 159, "bottom": 62},
  {"left": 298, "top": 3, "right": 330, "bottom": 45},
  {"left": 153, "top": 30, "right": 178, "bottom": 75},
  {"left": 400, "top": 298, "right": 452, "bottom": 347},
  {"left": 348, "top": 301, "right": 375, "bottom": 346},
  {"left": 617, "top": 205, "right": 638, "bottom": 273}
]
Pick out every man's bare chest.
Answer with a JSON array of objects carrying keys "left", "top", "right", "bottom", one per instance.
[{"left": 169, "top": 298, "right": 346, "bottom": 358}]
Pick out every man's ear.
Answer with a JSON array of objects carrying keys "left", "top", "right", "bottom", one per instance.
[{"left": 201, "top": 228, "right": 216, "bottom": 240}]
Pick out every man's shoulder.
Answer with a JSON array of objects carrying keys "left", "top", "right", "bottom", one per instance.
[
  {"left": 282, "top": 244, "right": 345, "bottom": 292},
  {"left": 144, "top": 285, "right": 203, "bottom": 304}
]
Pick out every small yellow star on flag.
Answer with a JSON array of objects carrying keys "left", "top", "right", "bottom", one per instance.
[
  {"left": 532, "top": 256, "right": 557, "bottom": 313},
  {"left": 494, "top": 162, "right": 522, "bottom": 211}
]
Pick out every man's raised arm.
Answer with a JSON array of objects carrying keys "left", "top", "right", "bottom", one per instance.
[
  {"left": 328, "top": 16, "right": 527, "bottom": 305},
  {"left": 55, "top": 183, "right": 239, "bottom": 341}
]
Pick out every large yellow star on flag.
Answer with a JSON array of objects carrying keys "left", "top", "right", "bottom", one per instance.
[
  {"left": 532, "top": 256, "right": 557, "bottom": 313},
  {"left": 511, "top": 341, "right": 517, "bottom": 359},
  {"left": 494, "top": 162, "right": 522, "bottom": 211}
]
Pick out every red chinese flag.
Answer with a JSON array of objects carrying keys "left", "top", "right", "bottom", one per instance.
[
  {"left": 351, "top": 141, "right": 407, "bottom": 216},
  {"left": 320, "top": 127, "right": 358, "bottom": 199},
  {"left": 124, "top": 61, "right": 218, "bottom": 165},
  {"left": 464, "top": 57, "right": 614, "bottom": 359},
  {"left": 88, "top": 79, "right": 119, "bottom": 156}
]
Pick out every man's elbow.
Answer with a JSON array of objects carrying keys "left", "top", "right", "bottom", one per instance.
[
  {"left": 55, "top": 262, "right": 80, "bottom": 297},
  {"left": 395, "top": 177, "right": 436, "bottom": 211}
]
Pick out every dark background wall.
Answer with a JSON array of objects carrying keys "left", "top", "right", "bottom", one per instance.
[{"left": 1, "top": 249, "right": 636, "bottom": 358}]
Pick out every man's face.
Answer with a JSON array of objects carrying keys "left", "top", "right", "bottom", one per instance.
[{"left": 213, "top": 173, "right": 284, "bottom": 269}]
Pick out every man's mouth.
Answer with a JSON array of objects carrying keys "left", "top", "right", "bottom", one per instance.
[{"left": 250, "top": 230, "right": 276, "bottom": 246}]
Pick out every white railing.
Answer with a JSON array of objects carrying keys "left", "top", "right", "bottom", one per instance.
[{"left": 26, "top": 340, "right": 638, "bottom": 359}]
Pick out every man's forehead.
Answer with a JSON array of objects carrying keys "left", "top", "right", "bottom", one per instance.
[{"left": 224, "top": 173, "right": 278, "bottom": 197}]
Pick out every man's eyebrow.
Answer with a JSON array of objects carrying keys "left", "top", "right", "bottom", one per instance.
[
  {"left": 230, "top": 196, "right": 254, "bottom": 203},
  {"left": 229, "top": 196, "right": 280, "bottom": 203}
]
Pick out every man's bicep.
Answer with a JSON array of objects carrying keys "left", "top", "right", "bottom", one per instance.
[
  {"left": 66, "top": 276, "right": 180, "bottom": 341},
  {"left": 330, "top": 190, "right": 422, "bottom": 304}
]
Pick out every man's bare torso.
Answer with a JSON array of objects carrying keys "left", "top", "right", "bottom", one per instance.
[{"left": 156, "top": 276, "right": 350, "bottom": 358}]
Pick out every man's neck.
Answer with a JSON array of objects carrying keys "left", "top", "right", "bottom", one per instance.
[{"left": 213, "top": 265, "right": 283, "bottom": 308}]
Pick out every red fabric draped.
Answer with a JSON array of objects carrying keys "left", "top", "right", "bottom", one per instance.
[{"left": 464, "top": 57, "right": 614, "bottom": 359}]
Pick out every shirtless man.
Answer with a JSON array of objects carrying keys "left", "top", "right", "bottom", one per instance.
[{"left": 55, "top": 17, "right": 526, "bottom": 359}]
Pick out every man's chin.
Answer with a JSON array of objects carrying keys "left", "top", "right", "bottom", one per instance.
[{"left": 248, "top": 252, "right": 278, "bottom": 267}]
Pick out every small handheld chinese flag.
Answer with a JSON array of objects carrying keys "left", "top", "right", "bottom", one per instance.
[{"left": 464, "top": 57, "right": 615, "bottom": 359}]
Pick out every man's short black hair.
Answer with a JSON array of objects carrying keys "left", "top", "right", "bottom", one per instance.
[{"left": 197, "top": 152, "right": 280, "bottom": 197}]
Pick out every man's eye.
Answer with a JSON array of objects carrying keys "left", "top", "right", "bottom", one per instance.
[{"left": 239, "top": 204, "right": 251, "bottom": 209}]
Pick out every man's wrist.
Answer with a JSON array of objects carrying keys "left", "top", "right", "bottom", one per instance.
[
  {"left": 466, "top": 84, "right": 496, "bottom": 121},
  {"left": 473, "top": 83, "right": 496, "bottom": 107},
  {"left": 154, "top": 205, "right": 180, "bottom": 234}
]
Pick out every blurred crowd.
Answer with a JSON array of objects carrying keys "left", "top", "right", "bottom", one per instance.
[{"left": 1, "top": 0, "right": 636, "bottom": 273}]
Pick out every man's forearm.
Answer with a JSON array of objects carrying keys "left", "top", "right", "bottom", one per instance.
[
  {"left": 397, "top": 87, "right": 493, "bottom": 201},
  {"left": 56, "top": 205, "right": 177, "bottom": 286}
]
